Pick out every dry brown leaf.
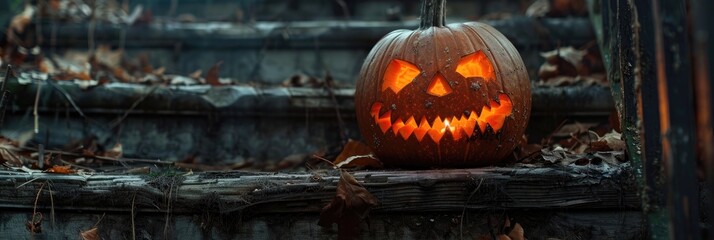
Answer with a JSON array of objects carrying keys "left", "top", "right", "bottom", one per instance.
[
  {"left": 497, "top": 235, "right": 512, "bottom": 240},
  {"left": 9, "top": 5, "right": 35, "bottom": 34},
  {"left": 80, "top": 227, "right": 99, "bottom": 240},
  {"left": 508, "top": 223, "right": 525, "bottom": 240},
  {"left": 336, "top": 154, "right": 382, "bottom": 169},
  {"left": 189, "top": 69, "right": 203, "bottom": 80},
  {"left": 93, "top": 45, "right": 123, "bottom": 70},
  {"left": 153, "top": 67, "right": 166, "bottom": 75},
  {"left": 138, "top": 53, "right": 153, "bottom": 73},
  {"left": 319, "top": 170, "right": 379, "bottom": 240},
  {"left": 102, "top": 143, "right": 123, "bottom": 159},
  {"left": 525, "top": 0, "right": 549, "bottom": 17},
  {"left": 552, "top": 122, "right": 597, "bottom": 137},
  {"left": 589, "top": 131, "right": 625, "bottom": 152},
  {"left": 333, "top": 140, "right": 382, "bottom": 169},
  {"left": 46, "top": 165, "right": 75, "bottom": 174},
  {"left": 553, "top": 0, "right": 587, "bottom": 16},
  {"left": 205, "top": 61, "right": 223, "bottom": 86}
]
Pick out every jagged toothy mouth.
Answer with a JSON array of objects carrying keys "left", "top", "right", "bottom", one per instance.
[{"left": 370, "top": 93, "right": 513, "bottom": 143}]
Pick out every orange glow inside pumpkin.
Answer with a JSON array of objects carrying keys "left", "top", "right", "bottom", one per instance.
[
  {"left": 426, "top": 73, "right": 453, "bottom": 97},
  {"left": 370, "top": 93, "right": 513, "bottom": 143},
  {"left": 455, "top": 51, "right": 495, "bottom": 81},
  {"left": 382, "top": 59, "right": 421, "bottom": 93}
]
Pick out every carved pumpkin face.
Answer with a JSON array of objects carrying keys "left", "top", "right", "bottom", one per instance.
[{"left": 355, "top": 1, "right": 531, "bottom": 167}]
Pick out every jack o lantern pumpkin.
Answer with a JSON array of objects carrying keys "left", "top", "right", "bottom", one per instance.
[{"left": 355, "top": 0, "right": 531, "bottom": 167}]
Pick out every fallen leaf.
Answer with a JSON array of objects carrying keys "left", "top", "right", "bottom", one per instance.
[
  {"left": 508, "top": 223, "right": 525, "bottom": 240},
  {"left": 552, "top": 122, "right": 597, "bottom": 137},
  {"left": 600, "top": 131, "right": 625, "bottom": 151},
  {"left": 189, "top": 69, "right": 203, "bottom": 80},
  {"left": 93, "top": 45, "right": 123, "bottom": 70},
  {"left": 25, "top": 212, "right": 42, "bottom": 233},
  {"left": 319, "top": 171, "right": 379, "bottom": 240},
  {"left": 46, "top": 165, "right": 75, "bottom": 174},
  {"left": 205, "top": 61, "right": 223, "bottom": 86},
  {"left": 335, "top": 154, "right": 382, "bottom": 169},
  {"left": 497, "top": 234, "right": 512, "bottom": 240},
  {"left": 9, "top": 5, "right": 35, "bottom": 35},
  {"left": 80, "top": 227, "right": 99, "bottom": 240},
  {"left": 333, "top": 140, "right": 382, "bottom": 169},
  {"left": 525, "top": 0, "right": 549, "bottom": 17},
  {"left": 102, "top": 143, "right": 123, "bottom": 159}
]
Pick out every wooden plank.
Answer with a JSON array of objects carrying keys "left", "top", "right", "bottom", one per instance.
[
  {"left": 0, "top": 165, "right": 639, "bottom": 215},
  {"left": 652, "top": 0, "right": 702, "bottom": 239},
  {"left": 690, "top": 0, "right": 714, "bottom": 238},
  {"left": 0, "top": 209, "right": 644, "bottom": 240},
  {"left": 6, "top": 79, "right": 614, "bottom": 117},
  {"left": 589, "top": 1, "right": 667, "bottom": 238},
  {"left": 37, "top": 18, "right": 594, "bottom": 50}
]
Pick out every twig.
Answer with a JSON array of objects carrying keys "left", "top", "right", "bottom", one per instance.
[
  {"left": 168, "top": 0, "right": 178, "bottom": 17},
  {"left": 60, "top": 160, "right": 96, "bottom": 172},
  {"left": 35, "top": 0, "right": 43, "bottom": 46},
  {"left": 46, "top": 79, "right": 86, "bottom": 118},
  {"left": 311, "top": 154, "right": 337, "bottom": 169},
  {"left": 16, "top": 177, "right": 41, "bottom": 189},
  {"left": 323, "top": 72, "right": 347, "bottom": 145},
  {"left": 33, "top": 80, "right": 42, "bottom": 133},
  {"left": 88, "top": 1, "right": 97, "bottom": 54},
  {"left": 0, "top": 65, "right": 14, "bottom": 128},
  {"left": 47, "top": 182, "right": 55, "bottom": 229},
  {"left": 109, "top": 85, "right": 159, "bottom": 128},
  {"left": 460, "top": 178, "right": 484, "bottom": 240},
  {"left": 38, "top": 144, "right": 44, "bottom": 169},
  {"left": 164, "top": 181, "right": 174, "bottom": 239},
  {"left": 94, "top": 212, "right": 105, "bottom": 227},
  {"left": 132, "top": 192, "right": 137, "bottom": 240},
  {"left": 334, "top": 0, "right": 351, "bottom": 20},
  {"left": 33, "top": 183, "right": 45, "bottom": 219}
]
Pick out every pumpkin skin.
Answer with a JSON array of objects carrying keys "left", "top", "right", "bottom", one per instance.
[{"left": 355, "top": 0, "right": 531, "bottom": 167}]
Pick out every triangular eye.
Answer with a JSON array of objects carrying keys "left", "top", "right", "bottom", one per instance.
[
  {"left": 427, "top": 72, "right": 453, "bottom": 97},
  {"left": 455, "top": 51, "right": 495, "bottom": 81},
  {"left": 383, "top": 59, "right": 421, "bottom": 94}
]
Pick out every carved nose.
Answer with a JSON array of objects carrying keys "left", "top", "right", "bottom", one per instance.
[{"left": 426, "top": 73, "right": 453, "bottom": 97}]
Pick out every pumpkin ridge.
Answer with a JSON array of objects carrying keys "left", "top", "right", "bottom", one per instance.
[
  {"left": 477, "top": 23, "right": 532, "bottom": 140},
  {"left": 477, "top": 24, "right": 518, "bottom": 103},
  {"left": 456, "top": 23, "right": 492, "bottom": 107}
]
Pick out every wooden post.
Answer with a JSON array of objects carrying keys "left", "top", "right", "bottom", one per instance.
[
  {"left": 652, "top": 0, "right": 702, "bottom": 239},
  {"left": 589, "top": 0, "right": 703, "bottom": 238},
  {"left": 689, "top": 0, "right": 714, "bottom": 239}
]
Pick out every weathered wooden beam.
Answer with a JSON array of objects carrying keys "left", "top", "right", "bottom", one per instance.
[
  {"left": 0, "top": 209, "right": 644, "bottom": 239},
  {"left": 38, "top": 18, "right": 594, "bottom": 50},
  {"left": 6, "top": 78, "right": 614, "bottom": 117},
  {"left": 0, "top": 165, "right": 639, "bottom": 215}
]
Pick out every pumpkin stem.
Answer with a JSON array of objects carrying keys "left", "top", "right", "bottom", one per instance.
[{"left": 420, "top": 0, "right": 446, "bottom": 29}]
